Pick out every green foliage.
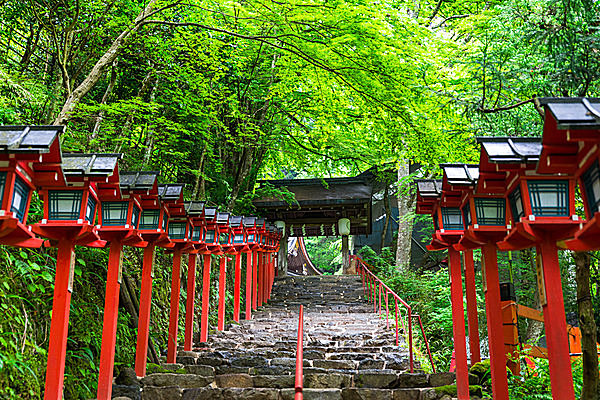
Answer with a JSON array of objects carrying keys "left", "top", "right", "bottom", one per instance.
[{"left": 304, "top": 237, "right": 342, "bottom": 274}]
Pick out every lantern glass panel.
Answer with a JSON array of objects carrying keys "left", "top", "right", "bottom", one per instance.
[
  {"left": 86, "top": 196, "right": 97, "bottom": 224},
  {"left": 11, "top": 176, "right": 29, "bottom": 223},
  {"left": 582, "top": 160, "right": 600, "bottom": 215},
  {"left": 508, "top": 187, "right": 524, "bottom": 223},
  {"left": 527, "top": 180, "right": 569, "bottom": 216},
  {"left": 474, "top": 198, "right": 505, "bottom": 225},
  {"left": 205, "top": 229, "right": 216, "bottom": 244},
  {"left": 192, "top": 226, "right": 202, "bottom": 241},
  {"left": 131, "top": 205, "right": 141, "bottom": 228},
  {"left": 0, "top": 172, "right": 6, "bottom": 207},
  {"left": 219, "top": 231, "right": 229, "bottom": 245},
  {"left": 139, "top": 210, "right": 160, "bottom": 230},
  {"left": 441, "top": 207, "right": 463, "bottom": 230},
  {"left": 234, "top": 233, "right": 244, "bottom": 244},
  {"left": 102, "top": 201, "right": 129, "bottom": 225},
  {"left": 48, "top": 190, "right": 82, "bottom": 220},
  {"left": 462, "top": 203, "right": 471, "bottom": 229},
  {"left": 247, "top": 233, "right": 255, "bottom": 244},
  {"left": 168, "top": 222, "right": 187, "bottom": 239}
]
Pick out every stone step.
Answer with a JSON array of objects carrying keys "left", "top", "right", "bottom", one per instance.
[{"left": 141, "top": 386, "right": 446, "bottom": 400}]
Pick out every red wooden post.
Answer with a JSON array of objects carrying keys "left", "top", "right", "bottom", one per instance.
[
  {"left": 378, "top": 282, "right": 382, "bottom": 315},
  {"left": 184, "top": 253, "right": 197, "bottom": 351},
  {"left": 97, "top": 242, "right": 124, "bottom": 400},
  {"left": 482, "top": 244, "right": 509, "bottom": 400},
  {"left": 448, "top": 247, "right": 470, "bottom": 400},
  {"left": 385, "top": 291, "right": 389, "bottom": 329},
  {"left": 463, "top": 249, "right": 481, "bottom": 365},
  {"left": 233, "top": 252, "right": 242, "bottom": 322},
  {"left": 252, "top": 251, "right": 258, "bottom": 310},
  {"left": 258, "top": 252, "right": 264, "bottom": 306},
  {"left": 200, "top": 253, "right": 211, "bottom": 342},
  {"left": 538, "top": 239, "right": 576, "bottom": 400},
  {"left": 135, "top": 245, "right": 155, "bottom": 377},
  {"left": 44, "top": 240, "right": 75, "bottom": 400},
  {"left": 167, "top": 248, "right": 182, "bottom": 363},
  {"left": 245, "top": 251, "right": 253, "bottom": 320},
  {"left": 217, "top": 256, "right": 227, "bottom": 331}
]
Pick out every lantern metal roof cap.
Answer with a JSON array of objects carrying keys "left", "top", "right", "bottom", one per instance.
[
  {"left": 158, "top": 183, "right": 185, "bottom": 201},
  {"left": 243, "top": 216, "right": 256, "bottom": 227},
  {"left": 229, "top": 216, "right": 243, "bottom": 226},
  {"left": 415, "top": 179, "right": 442, "bottom": 198},
  {"left": 0, "top": 125, "right": 63, "bottom": 153},
  {"left": 255, "top": 218, "right": 266, "bottom": 228},
  {"left": 440, "top": 164, "right": 479, "bottom": 186},
  {"left": 216, "top": 212, "right": 230, "bottom": 224},
  {"left": 204, "top": 207, "right": 218, "bottom": 220},
  {"left": 119, "top": 171, "right": 159, "bottom": 191},
  {"left": 186, "top": 201, "right": 206, "bottom": 216},
  {"left": 539, "top": 97, "right": 600, "bottom": 129},
  {"left": 476, "top": 136, "right": 542, "bottom": 163},
  {"left": 62, "top": 153, "right": 123, "bottom": 177}
]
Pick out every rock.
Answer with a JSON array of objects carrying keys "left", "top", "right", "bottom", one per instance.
[
  {"left": 394, "top": 373, "right": 429, "bottom": 388},
  {"left": 358, "top": 359, "right": 385, "bottom": 370},
  {"left": 429, "top": 372, "right": 455, "bottom": 387},
  {"left": 280, "top": 388, "right": 343, "bottom": 400},
  {"left": 214, "top": 373, "right": 254, "bottom": 388},
  {"left": 304, "top": 373, "right": 352, "bottom": 388},
  {"left": 112, "top": 384, "right": 141, "bottom": 400},
  {"left": 354, "top": 372, "right": 398, "bottom": 388},
  {"left": 141, "top": 374, "right": 212, "bottom": 388},
  {"left": 230, "top": 355, "right": 268, "bottom": 367},
  {"left": 342, "top": 388, "right": 394, "bottom": 400},
  {"left": 113, "top": 397, "right": 134, "bottom": 400},
  {"left": 141, "top": 386, "right": 181, "bottom": 400},
  {"left": 116, "top": 367, "right": 140, "bottom": 386},
  {"left": 468, "top": 372, "right": 479, "bottom": 385},
  {"left": 252, "top": 374, "right": 295, "bottom": 388},
  {"left": 312, "top": 360, "right": 355, "bottom": 370},
  {"left": 185, "top": 365, "right": 215, "bottom": 376}
]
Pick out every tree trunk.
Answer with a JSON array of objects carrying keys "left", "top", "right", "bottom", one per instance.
[
  {"left": 524, "top": 249, "right": 544, "bottom": 343},
  {"left": 90, "top": 60, "right": 118, "bottom": 144},
  {"left": 380, "top": 183, "right": 391, "bottom": 252},
  {"left": 395, "top": 159, "right": 414, "bottom": 271},
  {"left": 141, "top": 78, "right": 159, "bottom": 169},
  {"left": 193, "top": 143, "right": 207, "bottom": 200},
  {"left": 574, "top": 251, "right": 598, "bottom": 400},
  {"left": 53, "top": 0, "right": 158, "bottom": 125},
  {"left": 228, "top": 147, "right": 254, "bottom": 209}
]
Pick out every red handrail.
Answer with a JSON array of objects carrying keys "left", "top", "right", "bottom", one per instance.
[
  {"left": 295, "top": 305, "right": 304, "bottom": 400},
  {"left": 352, "top": 255, "right": 435, "bottom": 373}
]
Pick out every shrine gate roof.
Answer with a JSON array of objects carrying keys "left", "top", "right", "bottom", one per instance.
[{"left": 253, "top": 171, "right": 374, "bottom": 237}]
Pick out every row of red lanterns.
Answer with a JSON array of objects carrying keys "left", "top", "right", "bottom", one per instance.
[
  {"left": 0, "top": 126, "right": 282, "bottom": 400},
  {"left": 416, "top": 97, "right": 600, "bottom": 400}
]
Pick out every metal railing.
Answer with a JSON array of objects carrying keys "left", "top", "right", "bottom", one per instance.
[
  {"left": 352, "top": 255, "right": 436, "bottom": 373},
  {"left": 295, "top": 304, "right": 304, "bottom": 400}
]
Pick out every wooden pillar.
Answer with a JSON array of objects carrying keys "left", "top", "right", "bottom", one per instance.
[
  {"left": 278, "top": 234, "right": 288, "bottom": 276},
  {"left": 44, "top": 240, "right": 75, "bottom": 400},
  {"left": 217, "top": 256, "right": 227, "bottom": 331},
  {"left": 252, "top": 251, "right": 258, "bottom": 310},
  {"left": 135, "top": 245, "right": 155, "bottom": 377},
  {"left": 500, "top": 285, "right": 519, "bottom": 375},
  {"left": 538, "top": 239, "right": 575, "bottom": 400},
  {"left": 97, "top": 242, "right": 124, "bottom": 400},
  {"left": 245, "top": 251, "right": 253, "bottom": 320},
  {"left": 463, "top": 249, "right": 481, "bottom": 365},
  {"left": 167, "top": 248, "right": 182, "bottom": 363},
  {"left": 342, "top": 235, "right": 350, "bottom": 274},
  {"left": 448, "top": 247, "right": 470, "bottom": 400},
  {"left": 233, "top": 252, "right": 242, "bottom": 322},
  {"left": 200, "top": 254, "right": 211, "bottom": 343},
  {"left": 184, "top": 253, "right": 197, "bottom": 351},
  {"left": 482, "top": 244, "right": 509, "bottom": 400}
]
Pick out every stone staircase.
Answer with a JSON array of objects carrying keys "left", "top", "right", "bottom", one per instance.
[{"left": 114, "top": 275, "right": 458, "bottom": 400}]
